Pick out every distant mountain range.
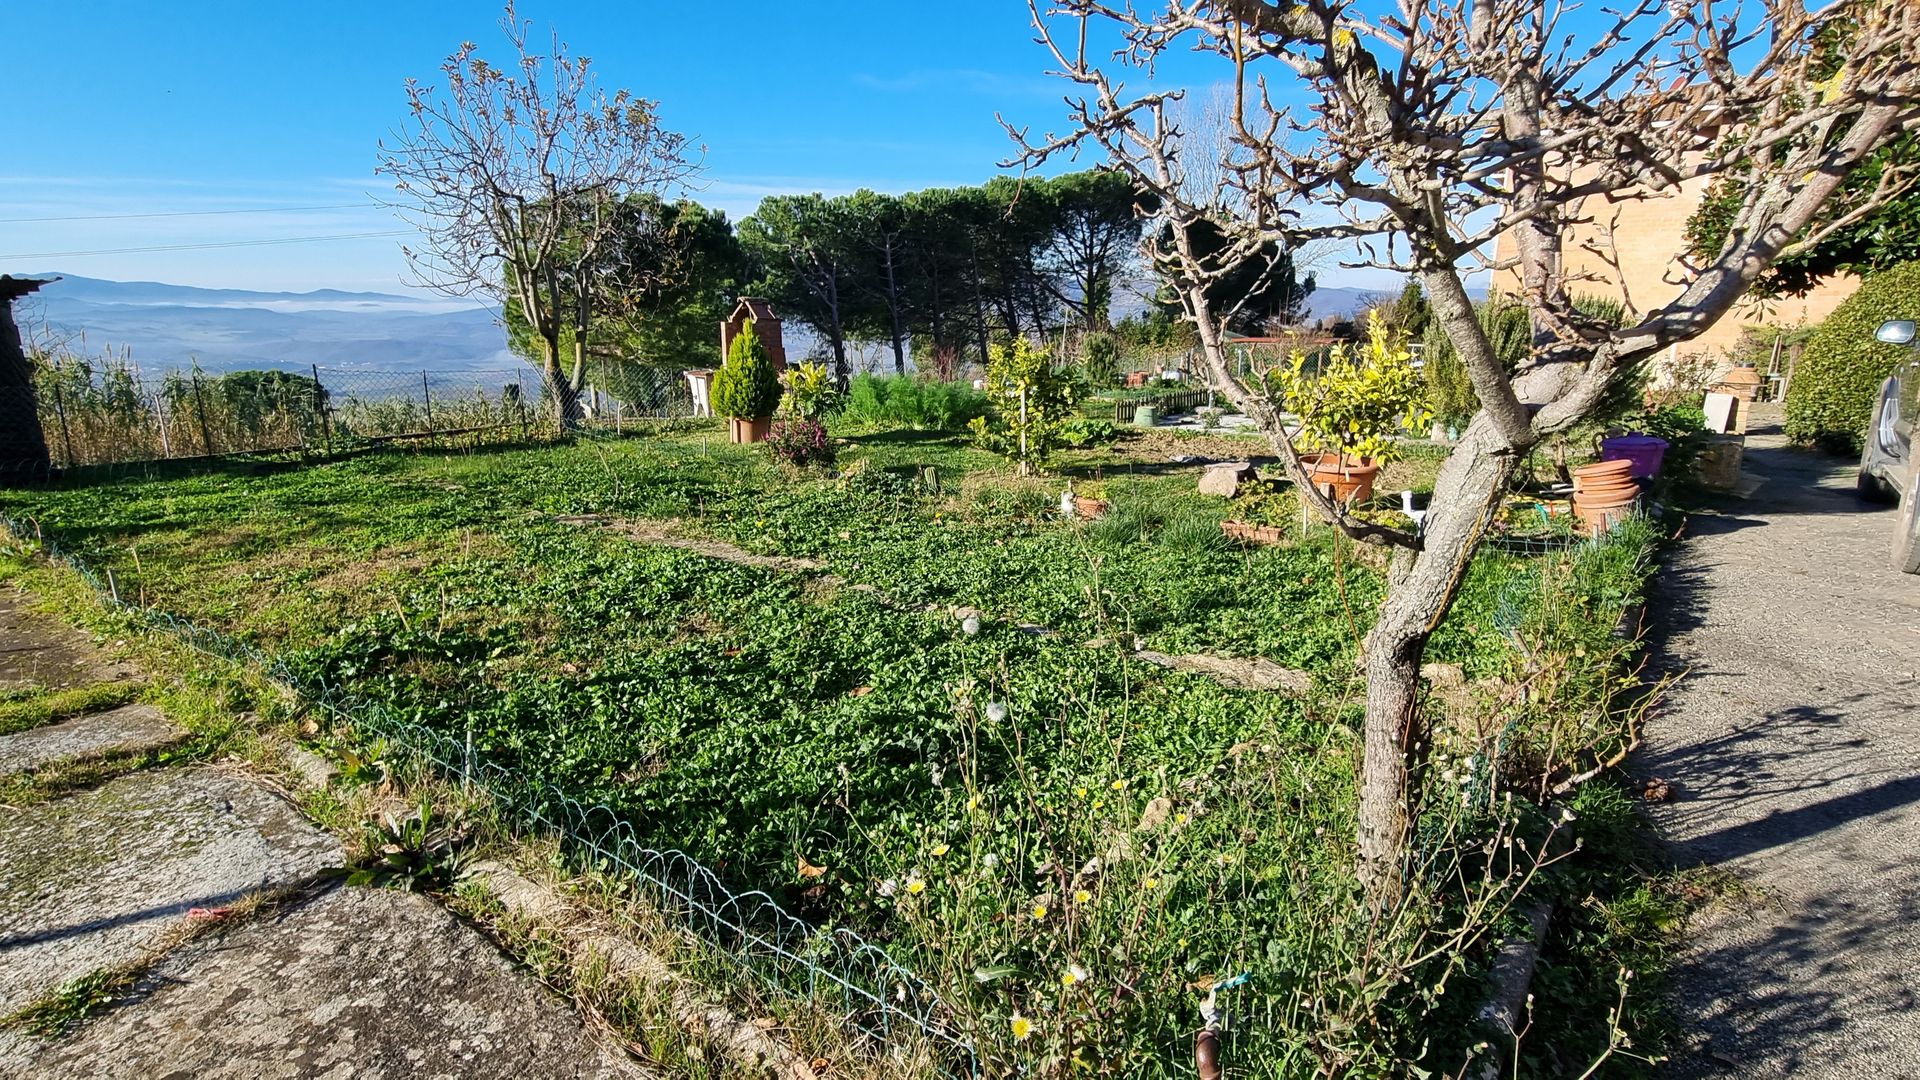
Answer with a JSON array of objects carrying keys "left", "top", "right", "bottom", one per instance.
[
  {"left": 13, "top": 272, "right": 1455, "bottom": 379},
  {"left": 16, "top": 273, "right": 521, "bottom": 375}
]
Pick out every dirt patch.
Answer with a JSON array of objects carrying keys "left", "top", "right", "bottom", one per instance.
[
  {"left": 1099, "top": 428, "right": 1271, "bottom": 465},
  {"left": 556, "top": 515, "right": 833, "bottom": 575},
  {"left": 0, "top": 588, "right": 139, "bottom": 692}
]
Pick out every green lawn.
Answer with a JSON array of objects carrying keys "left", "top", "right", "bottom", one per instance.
[{"left": 0, "top": 421, "right": 1664, "bottom": 1076}]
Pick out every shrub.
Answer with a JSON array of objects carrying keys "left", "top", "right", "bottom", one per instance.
[
  {"left": 1275, "top": 311, "right": 1429, "bottom": 464},
  {"left": 711, "top": 325, "right": 782, "bottom": 420},
  {"left": 839, "top": 374, "right": 988, "bottom": 430},
  {"left": 969, "top": 338, "right": 1077, "bottom": 474},
  {"left": 1785, "top": 260, "right": 1920, "bottom": 452},
  {"left": 780, "top": 361, "right": 837, "bottom": 421},
  {"left": 1080, "top": 331, "right": 1122, "bottom": 387},
  {"left": 1058, "top": 417, "right": 1118, "bottom": 448},
  {"left": 766, "top": 418, "right": 835, "bottom": 467}
]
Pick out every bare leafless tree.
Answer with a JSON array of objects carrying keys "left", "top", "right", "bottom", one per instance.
[
  {"left": 378, "top": 2, "right": 698, "bottom": 424},
  {"left": 1012, "top": 0, "right": 1920, "bottom": 901}
]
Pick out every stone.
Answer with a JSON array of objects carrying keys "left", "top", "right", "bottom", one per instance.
[
  {"left": 1197, "top": 461, "right": 1258, "bottom": 497},
  {"left": 0, "top": 886, "right": 648, "bottom": 1079},
  {"left": 0, "top": 767, "right": 342, "bottom": 1015},
  {"left": 0, "top": 704, "right": 181, "bottom": 777}
]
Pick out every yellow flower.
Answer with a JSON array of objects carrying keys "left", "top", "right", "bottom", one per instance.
[
  {"left": 1061, "top": 963, "right": 1089, "bottom": 988},
  {"left": 1178, "top": 937, "right": 1189, "bottom": 948},
  {"left": 1174, "top": 812, "right": 1189, "bottom": 824},
  {"left": 1092, "top": 799, "right": 1104, "bottom": 810},
  {"left": 1073, "top": 889, "right": 1092, "bottom": 905},
  {"left": 967, "top": 794, "right": 981, "bottom": 811},
  {"left": 1031, "top": 903, "right": 1048, "bottom": 921},
  {"left": 1074, "top": 786, "right": 1088, "bottom": 799},
  {"left": 1010, "top": 1015, "right": 1034, "bottom": 1041},
  {"left": 1219, "top": 853, "right": 1236, "bottom": 866},
  {"left": 1110, "top": 779, "right": 1127, "bottom": 791},
  {"left": 931, "top": 843, "right": 950, "bottom": 857},
  {"left": 1143, "top": 876, "right": 1161, "bottom": 889},
  {"left": 905, "top": 877, "right": 926, "bottom": 895}
]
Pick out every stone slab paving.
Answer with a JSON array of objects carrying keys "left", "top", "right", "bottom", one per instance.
[
  {"left": 0, "top": 886, "right": 648, "bottom": 1079},
  {"left": 0, "top": 704, "right": 181, "bottom": 777},
  {"left": 0, "top": 588, "right": 137, "bottom": 692},
  {"left": 1641, "top": 410, "right": 1920, "bottom": 1078},
  {"left": 0, "top": 766, "right": 342, "bottom": 1017}
]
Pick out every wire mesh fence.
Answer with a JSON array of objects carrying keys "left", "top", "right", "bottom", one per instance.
[
  {"left": 5, "top": 358, "right": 698, "bottom": 476},
  {"left": 0, "top": 514, "right": 975, "bottom": 1075}
]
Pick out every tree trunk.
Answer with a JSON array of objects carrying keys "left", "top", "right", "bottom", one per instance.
[
  {"left": 540, "top": 330, "right": 583, "bottom": 429},
  {"left": 884, "top": 243, "right": 907, "bottom": 376},
  {"left": 1354, "top": 423, "right": 1523, "bottom": 900}
]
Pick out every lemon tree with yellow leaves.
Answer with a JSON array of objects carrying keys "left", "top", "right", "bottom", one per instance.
[{"left": 1271, "top": 312, "right": 1429, "bottom": 467}]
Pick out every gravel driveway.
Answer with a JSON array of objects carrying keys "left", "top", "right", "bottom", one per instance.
[{"left": 1644, "top": 406, "right": 1920, "bottom": 1077}]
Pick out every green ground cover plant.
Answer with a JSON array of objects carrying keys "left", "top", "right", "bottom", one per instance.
[{"left": 0, "top": 423, "right": 1672, "bottom": 1076}]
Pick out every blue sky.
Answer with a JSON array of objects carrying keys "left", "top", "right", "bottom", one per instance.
[{"left": 2, "top": 1, "right": 1113, "bottom": 294}]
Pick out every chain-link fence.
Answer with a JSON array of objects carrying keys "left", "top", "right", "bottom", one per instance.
[
  {"left": 0, "top": 511, "right": 977, "bottom": 1074},
  {"left": 3, "top": 359, "right": 696, "bottom": 476}
]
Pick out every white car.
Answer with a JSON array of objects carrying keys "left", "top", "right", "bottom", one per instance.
[{"left": 1858, "top": 319, "right": 1920, "bottom": 574}]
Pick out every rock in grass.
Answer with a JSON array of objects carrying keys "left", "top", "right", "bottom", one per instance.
[{"left": 1197, "top": 461, "right": 1258, "bottom": 497}]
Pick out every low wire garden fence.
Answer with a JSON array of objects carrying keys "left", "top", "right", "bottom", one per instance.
[
  {"left": 11, "top": 358, "right": 697, "bottom": 473},
  {"left": 0, "top": 513, "right": 975, "bottom": 1074}
]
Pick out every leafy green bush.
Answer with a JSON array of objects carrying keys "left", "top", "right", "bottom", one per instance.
[
  {"left": 839, "top": 374, "right": 988, "bottom": 430},
  {"left": 969, "top": 338, "right": 1078, "bottom": 474},
  {"left": 1785, "top": 259, "right": 1920, "bottom": 452},
  {"left": 711, "top": 325, "right": 781, "bottom": 420}
]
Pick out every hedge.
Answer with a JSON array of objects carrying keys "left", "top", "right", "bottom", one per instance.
[{"left": 1784, "top": 260, "right": 1920, "bottom": 453}]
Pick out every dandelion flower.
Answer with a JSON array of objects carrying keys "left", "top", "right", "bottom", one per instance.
[
  {"left": 1073, "top": 889, "right": 1092, "bottom": 905},
  {"left": 1031, "top": 903, "right": 1048, "bottom": 921},
  {"left": 1178, "top": 937, "right": 1189, "bottom": 948},
  {"left": 1174, "top": 812, "right": 1190, "bottom": 825},
  {"left": 1219, "top": 853, "right": 1236, "bottom": 866},
  {"left": 931, "top": 843, "right": 951, "bottom": 857},
  {"left": 878, "top": 878, "right": 898, "bottom": 897},
  {"left": 985, "top": 701, "right": 1008, "bottom": 724},
  {"left": 1075, "top": 785, "right": 1089, "bottom": 799},
  {"left": 906, "top": 877, "right": 926, "bottom": 895},
  {"left": 1092, "top": 799, "right": 1104, "bottom": 810},
  {"left": 1061, "top": 963, "right": 1088, "bottom": 988},
  {"left": 1143, "top": 876, "right": 1161, "bottom": 889},
  {"left": 1010, "top": 1015, "right": 1034, "bottom": 1041},
  {"left": 983, "top": 853, "right": 999, "bottom": 868},
  {"left": 1111, "top": 778, "right": 1127, "bottom": 791}
]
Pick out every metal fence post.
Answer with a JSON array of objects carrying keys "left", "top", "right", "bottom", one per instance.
[
  {"left": 152, "top": 388, "right": 172, "bottom": 458},
  {"left": 191, "top": 373, "right": 214, "bottom": 456},
  {"left": 422, "top": 371, "right": 435, "bottom": 436},
  {"left": 312, "top": 364, "right": 334, "bottom": 456}
]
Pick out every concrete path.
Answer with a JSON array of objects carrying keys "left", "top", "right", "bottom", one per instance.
[
  {"left": 1643, "top": 408, "right": 1920, "bottom": 1077},
  {"left": 0, "top": 585, "right": 647, "bottom": 1078}
]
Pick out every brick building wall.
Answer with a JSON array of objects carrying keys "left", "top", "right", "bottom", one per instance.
[{"left": 1493, "top": 173, "right": 1856, "bottom": 376}]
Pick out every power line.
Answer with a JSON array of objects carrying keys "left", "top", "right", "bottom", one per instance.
[
  {"left": 0, "top": 230, "right": 414, "bottom": 260},
  {"left": 0, "top": 203, "right": 376, "bottom": 224}
]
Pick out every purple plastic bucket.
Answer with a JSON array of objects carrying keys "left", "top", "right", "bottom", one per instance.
[{"left": 1600, "top": 434, "right": 1670, "bottom": 478}]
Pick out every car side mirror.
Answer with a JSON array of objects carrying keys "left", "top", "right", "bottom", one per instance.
[{"left": 1876, "top": 319, "right": 1917, "bottom": 345}]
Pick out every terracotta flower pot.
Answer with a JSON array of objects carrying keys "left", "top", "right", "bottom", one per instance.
[
  {"left": 728, "top": 416, "right": 773, "bottom": 444},
  {"left": 1221, "top": 520, "right": 1287, "bottom": 546},
  {"left": 1572, "top": 460, "right": 1635, "bottom": 489},
  {"left": 1073, "top": 496, "right": 1110, "bottom": 520},
  {"left": 1302, "top": 453, "right": 1380, "bottom": 504}
]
